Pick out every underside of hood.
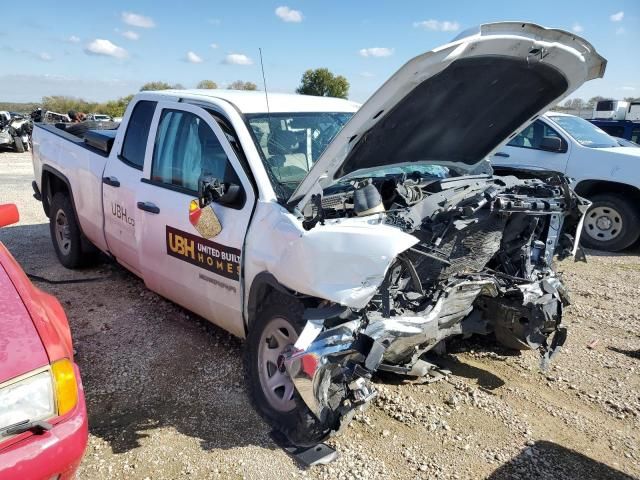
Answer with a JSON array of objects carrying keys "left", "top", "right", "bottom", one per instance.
[{"left": 289, "top": 22, "right": 606, "bottom": 211}]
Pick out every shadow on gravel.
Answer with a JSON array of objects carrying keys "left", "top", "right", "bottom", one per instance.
[
  {"left": 435, "top": 355, "right": 506, "bottom": 391},
  {"left": 583, "top": 243, "right": 640, "bottom": 258},
  {"left": 487, "top": 441, "right": 636, "bottom": 480},
  {"left": 608, "top": 346, "right": 640, "bottom": 360},
  {"left": 2, "top": 223, "right": 278, "bottom": 457}
]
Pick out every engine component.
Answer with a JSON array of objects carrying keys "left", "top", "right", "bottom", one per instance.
[{"left": 353, "top": 180, "right": 385, "bottom": 216}]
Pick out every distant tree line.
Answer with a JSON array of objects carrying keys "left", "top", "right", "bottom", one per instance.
[
  {"left": 21, "top": 79, "right": 261, "bottom": 118},
  {"left": 555, "top": 95, "right": 640, "bottom": 112},
  {"left": 2, "top": 68, "right": 353, "bottom": 119}
]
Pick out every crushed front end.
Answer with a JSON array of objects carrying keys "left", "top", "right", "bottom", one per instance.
[{"left": 284, "top": 171, "right": 588, "bottom": 434}]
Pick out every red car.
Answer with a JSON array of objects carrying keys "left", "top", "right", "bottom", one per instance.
[{"left": 0, "top": 204, "right": 88, "bottom": 479}]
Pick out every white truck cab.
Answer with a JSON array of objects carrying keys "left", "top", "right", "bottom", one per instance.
[
  {"left": 32, "top": 22, "right": 605, "bottom": 446},
  {"left": 492, "top": 112, "right": 640, "bottom": 251}
]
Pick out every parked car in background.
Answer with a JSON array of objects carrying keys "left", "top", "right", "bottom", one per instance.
[
  {"left": 614, "top": 136, "right": 640, "bottom": 148},
  {"left": 589, "top": 119, "right": 640, "bottom": 144},
  {"left": 87, "top": 113, "right": 113, "bottom": 122},
  {"left": 0, "top": 204, "right": 88, "bottom": 479},
  {"left": 492, "top": 112, "right": 640, "bottom": 252},
  {"left": 0, "top": 111, "right": 32, "bottom": 152}
]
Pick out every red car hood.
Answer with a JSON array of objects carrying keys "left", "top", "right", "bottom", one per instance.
[{"left": 0, "top": 263, "right": 49, "bottom": 382}]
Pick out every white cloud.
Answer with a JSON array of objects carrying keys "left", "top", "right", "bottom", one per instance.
[
  {"left": 68, "top": 35, "right": 80, "bottom": 43},
  {"left": 186, "top": 51, "right": 203, "bottom": 64},
  {"left": 622, "top": 86, "right": 636, "bottom": 91},
  {"left": 122, "top": 30, "right": 140, "bottom": 40},
  {"left": 360, "top": 71, "right": 375, "bottom": 78},
  {"left": 223, "top": 53, "right": 253, "bottom": 65},
  {"left": 0, "top": 73, "right": 140, "bottom": 103},
  {"left": 210, "top": 43, "right": 219, "bottom": 49},
  {"left": 610, "top": 11, "right": 624, "bottom": 22},
  {"left": 359, "top": 47, "right": 394, "bottom": 58},
  {"left": 121, "top": 12, "right": 155, "bottom": 28},
  {"left": 572, "top": 23, "right": 584, "bottom": 33},
  {"left": 275, "top": 6, "right": 303, "bottom": 23},
  {"left": 616, "top": 26, "right": 626, "bottom": 35},
  {"left": 85, "top": 39, "right": 128, "bottom": 59},
  {"left": 413, "top": 19, "right": 460, "bottom": 32},
  {"left": 39, "top": 52, "right": 52, "bottom": 61}
]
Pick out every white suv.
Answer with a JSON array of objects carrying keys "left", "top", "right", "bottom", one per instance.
[{"left": 492, "top": 112, "right": 640, "bottom": 251}]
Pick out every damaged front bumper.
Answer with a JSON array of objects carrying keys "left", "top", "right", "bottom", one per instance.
[{"left": 285, "top": 273, "right": 571, "bottom": 423}]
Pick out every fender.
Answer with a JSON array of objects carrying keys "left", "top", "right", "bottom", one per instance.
[
  {"left": 40, "top": 165, "right": 88, "bottom": 241},
  {"left": 246, "top": 271, "right": 299, "bottom": 334}
]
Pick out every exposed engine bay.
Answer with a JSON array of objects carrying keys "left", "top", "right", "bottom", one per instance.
[{"left": 284, "top": 169, "right": 589, "bottom": 438}]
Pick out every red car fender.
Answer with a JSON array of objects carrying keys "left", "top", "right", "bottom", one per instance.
[{"left": 0, "top": 243, "right": 73, "bottom": 363}]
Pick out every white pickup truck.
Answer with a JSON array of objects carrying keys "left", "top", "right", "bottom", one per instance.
[
  {"left": 492, "top": 112, "right": 640, "bottom": 251},
  {"left": 31, "top": 23, "right": 603, "bottom": 446}
]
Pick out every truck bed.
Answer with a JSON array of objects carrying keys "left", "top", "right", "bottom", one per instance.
[
  {"left": 35, "top": 123, "right": 118, "bottom": 157},
  {"left": 32, "top": 123, "right": 114, "bottom": 252}
]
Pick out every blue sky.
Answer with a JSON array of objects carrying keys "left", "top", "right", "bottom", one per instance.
[{"left": 1, "top": 0, "right": 637, "bottom": 103}]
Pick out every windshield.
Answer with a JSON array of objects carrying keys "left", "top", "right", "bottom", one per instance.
[
  {"left": 549, "top": 115, "right": 618, "bottom": 148},
  {"left": 246, "top": 112, "right": 354, "bottom": 199}
]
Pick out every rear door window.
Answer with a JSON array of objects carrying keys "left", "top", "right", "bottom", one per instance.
[{"left": 120, "top": 100, "right": 157, "bottom": 169}]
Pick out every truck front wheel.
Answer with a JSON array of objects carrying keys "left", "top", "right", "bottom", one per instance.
[
  {"left": 581, "top": 194, "right": 640, "bottom": 252},
  {"left": 49, "top": 193, "right": 91, "bottom": 268},
  {"left": 244, "top": 292, "right": 331, "bottom": 447}
]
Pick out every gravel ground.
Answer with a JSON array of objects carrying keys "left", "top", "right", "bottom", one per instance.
[{"left": 1, "top": 150, "right": 639, "bottom": 480}]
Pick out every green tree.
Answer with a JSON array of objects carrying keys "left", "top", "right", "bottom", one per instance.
[
  {"left": 562, "top": 98, "right": 585, "bottom": 110},
  {"left": 587, "top": 96, "right": 605, "bottom": 108},
  {"left": 139, "top": 81, "right": 184, "bottom": 91},
  {"left": 296, "top": 68, "right": 349, "bottom": 99},
  {"left": 102, "top": 95, "right": 134, "bottom": 118},
  {"left": 41, "top": 96, "right": 99, "bottom": 115},
  {"left": 197, "top": 80, "right": 218, "bottom": 89},
  {"left": 228, "top": 80, "right": 257, "bottom": 90}
]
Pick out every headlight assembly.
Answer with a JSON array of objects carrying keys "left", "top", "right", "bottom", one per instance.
[
  {"left": 0, "top": 359, "right": 79, "bottom": 438},
  {"left": 0, "top": 369, "right": 55, "bottom": 436}
]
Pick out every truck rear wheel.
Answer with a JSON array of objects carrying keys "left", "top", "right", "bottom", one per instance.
[
  {"left": 581, "top": 194, "right": 640, "bottom": 252},
  {"left": 244, "top": 292, "right": 331, "bottom": 447},
  {"left": 49, "top": 193, "right": 92, "bottom": 268}
]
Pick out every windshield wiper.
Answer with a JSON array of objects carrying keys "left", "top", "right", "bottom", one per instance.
[{"left": 1, "top": 419, "right": 53, "bottom": 437}]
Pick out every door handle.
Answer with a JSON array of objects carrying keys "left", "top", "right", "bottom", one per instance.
[
  {"left": 137, "top": 201, "right": 160, "bottom": 214},
  {"left": 494, "top": 152, "right": 510, "bottom": 158},
  {"left": 102, "top": 176, "right": 120, "bottom": 187}
]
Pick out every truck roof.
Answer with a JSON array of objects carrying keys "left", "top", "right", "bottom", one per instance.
[{"left": 145, "top": 89, "right": 361, "bottom": 114}]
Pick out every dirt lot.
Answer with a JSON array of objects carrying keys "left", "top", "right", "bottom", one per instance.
[{"left": 1, "top": 150, "right": 639, "bottom": 479}]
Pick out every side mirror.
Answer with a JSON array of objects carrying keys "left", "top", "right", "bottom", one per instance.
[
  {"left": 0, "top": 204, "right": 19, "bottom": 228},
  {"left": 539, "top": 136, "right": 565, "bottom": 153},
  {"left": 198, "top": 176, "right": 244, "bottom": 209}
]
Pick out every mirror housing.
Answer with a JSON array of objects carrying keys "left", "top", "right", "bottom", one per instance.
[
  {"left": 0, "top": 204, "right": 19, "bottom": 228},
  {"left": 539, "top": 136, "right": 565, "bottom": 153},
  {"left": 198, "top": 176, "right": 244, "bottom": 209}
]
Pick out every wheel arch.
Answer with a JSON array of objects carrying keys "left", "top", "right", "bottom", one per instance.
[
  {"left": 574, "top": 179, "right": 640, "bottom": 208},
  {"left": 246, "top": 272, "right": 301, "bottom": 335},
  {"left": 40, "top": 166, "right": 81, "bottom": 225}
]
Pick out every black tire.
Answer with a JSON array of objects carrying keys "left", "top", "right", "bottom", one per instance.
[
  {"left": 13, "top": 136, "right": 25, "bottom": 153},
  {"left": 244, "top": 292, "right": 331, "bottom": 447},
  {"left": 49, "top": 193, "right": 90, "bottom": 268},
  {"left": 581, "top": 194, "right": 640, "bottom": 252}
]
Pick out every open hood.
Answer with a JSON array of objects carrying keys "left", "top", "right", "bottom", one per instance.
[{"left": 288, "top": 22, "right": 606, "bottom": 210}]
